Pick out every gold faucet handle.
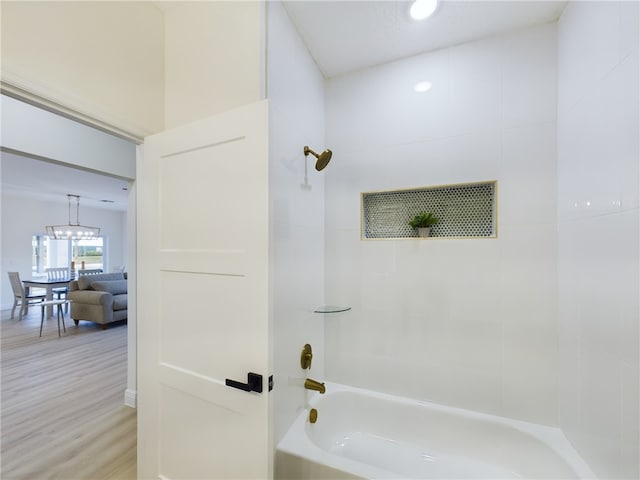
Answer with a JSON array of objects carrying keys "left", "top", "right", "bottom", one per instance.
[
  {"left": 309, "top": 408, "right": 318, "bottom": 424},
  {"left": 300, "top": 344, "right": 313, "bottom": 369}
]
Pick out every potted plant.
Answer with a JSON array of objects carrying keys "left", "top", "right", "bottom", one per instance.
[{"left": 408, "top": 211, "right": 438, "bottom": 238}]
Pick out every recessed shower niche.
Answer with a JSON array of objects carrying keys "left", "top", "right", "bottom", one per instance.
[{"left": 361, "top": 181, "right": 497, "bottom": 239}]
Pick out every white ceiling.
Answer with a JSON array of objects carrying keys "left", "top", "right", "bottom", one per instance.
[
  {"left": 1, "top": 1, "right": 567, "bottom": 205},
  {"left": 1, "top": 152, "right": 130, "bottom": 212},
  {"left": 283, "top": 1, "right": 567, "bottom": 78}
]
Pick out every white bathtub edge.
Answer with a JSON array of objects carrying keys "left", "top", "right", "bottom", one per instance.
[{"left": 276, "top": 381, "right": 598, "bottom": 480}]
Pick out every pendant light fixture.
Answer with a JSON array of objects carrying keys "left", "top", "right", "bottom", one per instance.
[{"left": 46, "top": 194, "right": 100, "bottom": 240}]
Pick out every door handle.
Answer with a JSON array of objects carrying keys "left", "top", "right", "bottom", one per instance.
[{"left": 225, "top": 372, "right": 263, "bottom": 393}]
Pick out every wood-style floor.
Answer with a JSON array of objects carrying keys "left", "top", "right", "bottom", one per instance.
[{"left": 1, "top": 307, "right": 136, "bottom": 480}]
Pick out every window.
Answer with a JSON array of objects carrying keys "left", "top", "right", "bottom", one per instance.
[{"left": 31, "top": 235, "right": 106, "bottom": 275}]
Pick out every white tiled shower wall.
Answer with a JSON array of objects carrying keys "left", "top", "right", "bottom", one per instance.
[
  {"left": 271, "top": 3, "right": 639, "bottom": 477},
  {"left": 324, "top": 23, "right": 559, "bottom": 425},
  {"left": 267, "top": 2, "right": 326, "bottom": 445},
  {"left": 557, "top": 2, "right": 639, "bottom": 479}
]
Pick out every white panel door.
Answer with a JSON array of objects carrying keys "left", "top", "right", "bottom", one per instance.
[{"left": 138, "top": 100, "right": 271, "bottom": 480}]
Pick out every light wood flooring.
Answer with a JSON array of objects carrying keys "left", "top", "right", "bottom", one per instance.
[{"left": 1, "top": 307, "right": 136, "bottom": 480}]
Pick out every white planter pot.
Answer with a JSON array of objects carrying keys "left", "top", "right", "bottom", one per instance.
[{"left": 418, "top": 227, "right": 431, "bottom": 238}]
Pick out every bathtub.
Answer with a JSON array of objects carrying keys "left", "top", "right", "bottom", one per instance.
[{"left": 276, "top": 382, "right": 595, "bottom": 479}]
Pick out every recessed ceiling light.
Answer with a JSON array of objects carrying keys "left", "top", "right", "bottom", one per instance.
[
  {"left": 414, "top": 81, "right": 432, "bottom": 93},
  {"left": 410, "top": 0, "right": 438, "bottom": 20}
]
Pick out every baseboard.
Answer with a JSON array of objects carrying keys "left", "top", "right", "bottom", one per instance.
[{"left": 124, "top": 388, "right": 137, "bottom": 408}]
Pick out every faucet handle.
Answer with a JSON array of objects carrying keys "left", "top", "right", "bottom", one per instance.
[
  {"left": 300, "top": 343, "right": 313, "bottom": 369},
  {"left": 309, "top": 408, "right": 318, "bottom": 424}
]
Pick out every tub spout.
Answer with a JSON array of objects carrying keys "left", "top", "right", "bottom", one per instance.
[{"left": 304, "top": 378, "right": 326, "bottom": 394}]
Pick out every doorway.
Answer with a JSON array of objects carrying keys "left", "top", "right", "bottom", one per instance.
[{"left": 0, "top": 95, "right": 138, "bottom": 406}]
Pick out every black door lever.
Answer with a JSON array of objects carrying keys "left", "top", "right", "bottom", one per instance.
[{"left": 225, "top": 372, "right": 263, "bottom": 393}]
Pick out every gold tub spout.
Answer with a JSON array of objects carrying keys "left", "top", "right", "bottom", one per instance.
[{"left": 304, "top": 378, "right": 326, "bottom": 394}]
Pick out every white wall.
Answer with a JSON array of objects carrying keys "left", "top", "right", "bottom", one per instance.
[
  {"left": 163, "top": 1, "right": 264, "bottom": 129},
  {"left": 1, "top": 95, "right": 136, "bottom": 180},
  {"left": 557, "top": 2, "right": 639, "bottom": 478},
  {"left": 267, "top": 2, "right": 326, "bottom": 446},
  {"left": 324, "top": 24, "right": 559, "bottom": 425},
  {"left": 1, "top": 192, "right": 127, "bottom": 309},
  {"left": 1, "top": 1, "right": 165, "bottom": 138},
  {"left": 2, "top": 1, "right": 267, "bottom": 136}
]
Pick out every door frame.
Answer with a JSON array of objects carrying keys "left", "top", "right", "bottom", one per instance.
[{"left": 1, "top": 86, "right": 140, "bottom": 407}]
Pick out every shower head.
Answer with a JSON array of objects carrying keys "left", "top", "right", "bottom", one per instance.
[{"left": 304, "top": 145, "right": 333, "bottom": 171}]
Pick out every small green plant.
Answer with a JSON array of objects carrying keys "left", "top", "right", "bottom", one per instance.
[{"left": 408, "top": 211, "right": 438, "bottom": 228}]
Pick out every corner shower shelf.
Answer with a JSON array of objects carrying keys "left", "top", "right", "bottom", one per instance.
[{"left": 313, "top": 305, "right": 352, "bottom": 313}]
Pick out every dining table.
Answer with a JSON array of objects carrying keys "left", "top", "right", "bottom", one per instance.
[{"left": 23, "top": 277, "right": 72, "bottom": 318}]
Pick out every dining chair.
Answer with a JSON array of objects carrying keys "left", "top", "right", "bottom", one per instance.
[
  {"left": 46, "top": 267, "right": 71, "bottom": 312},
  {"left": 77, "top": 268, "right": 103, "bottom": 276},
  {"left": 8, "top": 271, "right": 46, "bottom": 321},
  {"left": 46, "top": 267, "right": 69, "bottom": 281}
]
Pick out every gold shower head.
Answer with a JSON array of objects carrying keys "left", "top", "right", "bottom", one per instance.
[{"left": 304, "top": 145, "right": 333, "bottom": 171}]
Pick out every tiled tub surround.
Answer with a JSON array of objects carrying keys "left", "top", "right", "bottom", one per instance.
[
  {"left": 270, "top": 2, "right": 638, "bottom": 479},
  {"left": 325, "top": 24, "right": 559, "bottom": 425},
  {"left": 267, "top": 0, "right": 327, "bottom": 446},
  {"left": 277, "top": 383, "right": 595, "bottom": 479},
  {"left": 557, "top": 1, "right": 639, "bottom": 478}
]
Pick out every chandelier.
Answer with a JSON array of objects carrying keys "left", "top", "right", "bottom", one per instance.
[{"left": 46, "top": 194, "right": 101, "bottom": 240}]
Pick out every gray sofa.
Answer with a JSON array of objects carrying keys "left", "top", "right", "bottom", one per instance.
[{"left": 68, "top": 272, "right": 127, "bottom": 329}]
